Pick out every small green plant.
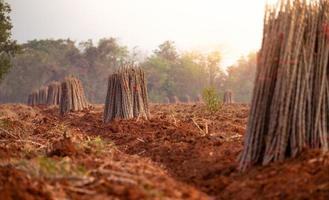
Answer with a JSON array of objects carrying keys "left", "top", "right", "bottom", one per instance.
[
  {"left": 0, "top": 119, "right": 11, "bottom": 129},
  {"left": 84, "top": 136, "right": 116, "bottom": 155},
  {"left": 36, "top": 156, "right": 87, "bottom": 177},
  {"left": 88, "top": 136, "right": 106, "bottom": 154},
  {"left": 142, "top": 183, "right": 165, "bottom": 198},
  {"left": 37, "top": 157, "right": 58, "bottom": 175},
  {"left": 202, "top": 87, "right": 222, "bottom": 112},
  {"left": 22, "top": 143, "right": 38, "bottom": 158},
  {"left": 57, "top": 123, "right": 71, "bottom": 137}
]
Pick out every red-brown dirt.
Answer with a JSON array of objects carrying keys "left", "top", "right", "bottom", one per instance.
[{"left": 0, "top": 103, "right": 328, "bottom": 200}]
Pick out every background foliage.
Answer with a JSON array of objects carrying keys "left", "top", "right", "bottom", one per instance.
[
  {"left": 0, "top": 39, "right": 256, "bottom": 104},
  {"left": 0, "top": 0, "right": 19, "bottom": 82},
  {"left": 202, "top": 86, "right": 222, "bottom": 112}
]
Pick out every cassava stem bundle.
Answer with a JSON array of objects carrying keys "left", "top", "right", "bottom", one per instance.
[
  {"left": 103, "top": 66, "right": 149, "bottom": 122},
  {"left": 46, "top": 81, "right": 62, "bottom": 106},
  {"left": 27, "top": 87, "right": 47, "bottom": 106},
  {"left": 27, "top": 90, "right": 39, "bottom": 106},
  {"left": 223, "top": 90, "right": 233, "bottom": 104},
  {"left": 60, "top": 76, "right": 89, "bottom": 116},
  {"left": 239, "top": 0, "right": 329, "bottom": 171}
]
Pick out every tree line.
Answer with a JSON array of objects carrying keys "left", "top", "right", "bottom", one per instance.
[
  {"left": 0, "top": 38, "right": 256, "bottom": 104},
  {"left": 0, "top": 0, "right": 19, "bottom": 82}
]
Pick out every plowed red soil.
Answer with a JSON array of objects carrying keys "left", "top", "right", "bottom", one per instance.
[{"left": 0, "top": 103, "right": 328, "bottom": 200}]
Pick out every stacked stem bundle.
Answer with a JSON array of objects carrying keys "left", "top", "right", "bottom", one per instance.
[
  {"left": 104, "top": 66, "right": 149, "bottom": 122},
  {"left": 183, "top": 95, "right": 191, "bottom": 104},
  {"left": 239, "top": 0, "right": 329, "bottom": 171},
  {"left": 46, "top": 81, "right": 62, "bottom": 106},
  {"left": 37, "top": 87, "right": 48, "bottom": 105},
  {"left": 27, "top": 91, "right": 39, "bottom": 106},
  {"left": 223, "top": 90, "right": 233, "bottom": 104},
  {"left": 170, "top": 96, "right": 180, "bottom": 104},
  {"left": 60, "top": 77, "right": 89, "bottom": 116},
  {"left": 196, "top": 94, "right": 203, "bottom": 103},
  {"left": 164, "top": 97, "right": 170, "bottom": 104},
  {"left": 27, "top": 87, "right": 48, "bottom": 106}
]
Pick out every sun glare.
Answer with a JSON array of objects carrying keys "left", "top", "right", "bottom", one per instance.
[{"left": 7, "top": 0, "right": 275, "bottom": 67}]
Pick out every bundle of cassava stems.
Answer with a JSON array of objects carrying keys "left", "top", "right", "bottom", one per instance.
[
  {"left": 104, "top": 66, "right": 149, "bottom": 122},
  {"left": 240, "top": 0, "right": 329, "bottom": 171},
  {"left": 27, "top": 77, "right": 89, "bottom": 116}
]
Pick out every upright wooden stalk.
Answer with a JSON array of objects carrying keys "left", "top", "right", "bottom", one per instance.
[
  {"left": 47, "top": 81, "right": 62, "bottom": 106},
  {"left": 171, "top": 96, "right": 180, "bottom": 104},
  {"left": 27, "top": 90, "right": 39, "bottom": 106},
  {"left": 60, "top": 77, "right": 89, "bottom": 116},
  {"left": 223, "top": 90, "right": 233, "bottom": 104},
  {"left": 239, "top": 0, "right": 329, "bottom": 171},
  {"left": 38, "top": 87, "right": 48, "bottom": 105},
  {"left": 104, "top": 66, "right": 149, "bottom": 122}
]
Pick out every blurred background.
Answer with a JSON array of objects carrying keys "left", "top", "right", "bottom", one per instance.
[{"left": 0, "top": 0, "right": 272, "bottom": 103}]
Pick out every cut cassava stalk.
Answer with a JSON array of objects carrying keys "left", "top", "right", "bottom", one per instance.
[
  {"left": 196, "top": 94, "right": 203, "bottom": 103},
  {"left": 223, "top": 90, "right": 233, "bottom": 104},
  {"left": 182, "top": 95, "right": 191, "bottom": 104},
  {"left": 38, "top": 87, "right": 48, "bottom": 105},
  {"left": 60, "top": 76, "right": 89, "bottom": 116},
  {"left": 28, "top": 87, "right": 47, "bottom": 106},
  {"left": 164, "top": 97, "right": 170, "bottom": 104},
  {"left": 103, "top": 66, "right": 149, "bottom": 122},
  {"left": 239, "top": 0, "right": 329, "bottom": 171},
  {"left": 170, "top": 96, "right": 180, "bottom": 104},
  {"left": 27, "top": 90, "right": 39, "bottom": 106},
  {"left": 46, "top": 81, "right": 62, "bottom": 106}
]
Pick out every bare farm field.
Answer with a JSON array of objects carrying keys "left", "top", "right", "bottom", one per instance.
[{"left": 0, "top": 103, "right": 328, "bottom": 200}]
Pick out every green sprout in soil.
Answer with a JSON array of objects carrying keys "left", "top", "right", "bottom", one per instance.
[
  {"left": 11, "top": 157, "right": 88, "bottom": 178},
  {"left": 83, "top": 136, "right": 116, "bottom": 156},
  {"left": 202, "top": 87, "right": 222, "bottom": 113}
]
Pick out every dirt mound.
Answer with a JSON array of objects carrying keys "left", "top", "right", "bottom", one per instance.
[
  {"left": 0, "top": 104, "right": 209, "bottom": 199},
  {"left": 70, "top": 150, "right": 209, "bottom": 200},
  {"left": 0, "top": 104, "right": 42, "bottom": 121},
  {"left": 0, "top": 166, "right": 51, "bottom": 200},
  {"left": 47, "top": 103, "right": 328, "bottom": 199},
  {"left": 56, "top": 104, "right": 245, "bottom": 189},
  {"left": 220, "top": 151, "right": 329, "bottom": 200},
  {"left": 48, "top": 137, "right": 78, "bottom": 157},
  {"left": 0, "top": 103, "right": 328, "bottom": 199}
]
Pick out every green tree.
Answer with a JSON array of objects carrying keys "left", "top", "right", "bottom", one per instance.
[
  {"left": 154, "top": 40, "right": 178, "bottom": 61},
  {"left": 0, "top": 0, "right": 19, "bottom": 81},
  {"left": 225, "top": 52, "right": 257, "bottom": 103},
  {"left": 174, "top": 51, "right": 208, "bottom": 98},
  {"left": 81, "top": 38, "right": 129, "bottom": 102},
  {"left": 142, "top": 54, "right": 172, "bottom": 102},
  {"left": 207, "top": 51, "right": 221, "bottom": 86},
  {"left": 142, "top": 42, "right": 210, "bottom": 103},
  {"left": 97, "top": 38, "right": 128, "bottom": 68},
  {"left": 142, "top": 41, "right": 179, "bottom": 102},
  {"left": 0, "top": 38, "right": 130, "bottom": 103},
  {"left": 0, "top": 39, "right": 79, "bottom": 102}
]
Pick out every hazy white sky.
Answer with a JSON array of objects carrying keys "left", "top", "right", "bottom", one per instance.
[{"left": 7, "top": 0, "right": 276, "bottom": 67}]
